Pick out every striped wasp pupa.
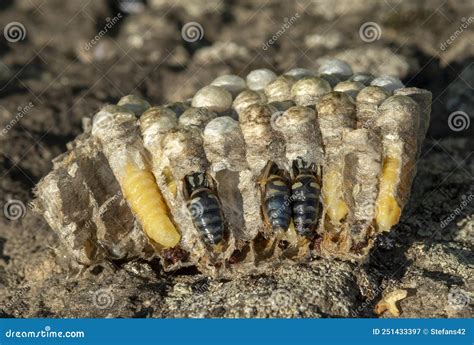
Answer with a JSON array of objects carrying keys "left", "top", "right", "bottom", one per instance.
[
  {"left": 183, "top": 172, "right": 227, "bottom": 251},
  {"left": 291, "top": 157, "right": 321, "bottom": 238},
  {"left": 259, "top": 161, "right": 292, "bottom": 233}
]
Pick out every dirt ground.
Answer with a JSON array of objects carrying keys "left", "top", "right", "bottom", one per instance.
[{"left": 0, "top": 0, "right": 472, "bottom": 317}]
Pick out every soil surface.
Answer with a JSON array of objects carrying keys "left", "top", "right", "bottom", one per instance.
[{"left": 0, "top": 0, "right": 472, "bottom": 317}]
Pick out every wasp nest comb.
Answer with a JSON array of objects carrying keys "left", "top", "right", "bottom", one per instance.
[{"left": 34, "top": 59, "right": 431, "bottom": 277}]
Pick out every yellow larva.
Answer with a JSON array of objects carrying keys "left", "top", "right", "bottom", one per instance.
[
  {"left": 122, "top": 162, "right": 180, "bottom": 248},
  {"left": 162, "top": 166, "right": 177, "bottom": 197},
  {"left": 375, "top": 156, "right": 401, "bottom": 231},
  {"left": 323, "top": 169, "right": 349, "bottom": 224}
]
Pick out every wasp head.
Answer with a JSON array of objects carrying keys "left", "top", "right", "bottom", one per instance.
[
  {"left": 292, "top": 157, "right": 317, "bottom": 176},
  {"left": 183, "top": 172, "right": 209, "bottom": 196}
]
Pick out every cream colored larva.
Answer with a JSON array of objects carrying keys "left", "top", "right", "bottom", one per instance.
[{"left": 91, "top": 104, "right": 180, "bottom": 249}]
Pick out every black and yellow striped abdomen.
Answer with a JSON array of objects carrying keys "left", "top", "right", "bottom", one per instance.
[
  {"left": 263, "top": 174, "right": 292, "bottom": 232},
  {"left": 187, "top": 189, "right": 225, "bottom": 245},
  {"left": 291, "top": 174, "right": 320, "bottom": 236}
]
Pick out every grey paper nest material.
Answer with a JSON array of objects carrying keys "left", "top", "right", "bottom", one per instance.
[{"left": 33, "top": 59, "right": 432, "bottom": 277}]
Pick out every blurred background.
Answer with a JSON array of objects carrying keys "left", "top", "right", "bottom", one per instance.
[
  {"left": 0, "top": 0, "right": 472, "bottom": 317},
  {"left": 0, "top": 0, "right": 472, "bottom": 198}
]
